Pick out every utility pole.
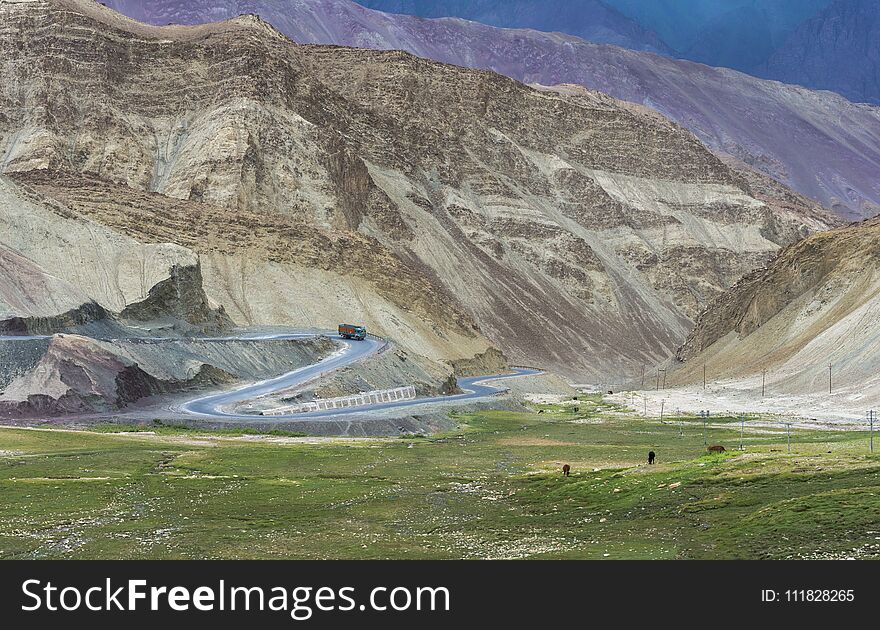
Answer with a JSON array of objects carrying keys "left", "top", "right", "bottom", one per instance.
[
  {"left": 700, "top": 410, "right": 709, "bottom": 445},
  {"left": 656, "top": 368, "right": 667, "bottom": 391},
  {"left": 678, "top": 408, "right": 682, "bottom": 437},
  {"left": 740, "top": 415, "right": 745, "bottom": 451},
  {"left": 703, "top": 365, "right": 707, "bottom": 391},
  {"left": 869, "top": 410, "right": 875, "bottom": 454},
  {"left": 786, "top": 423, "right": 791, "bottom": 453},
  {"left": 660, "top": 399, "right": 665, "bottom": 422}
]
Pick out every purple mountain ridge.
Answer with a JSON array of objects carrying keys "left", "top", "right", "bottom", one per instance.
[
  {"left": 355, "top": 0, "right": 673, "bottom": 55},
  {"left": 762, "top": 0, "right": 880, "bottom": 106},
  {"left": 104, "top": 0, "right": 880, "bottom": 220}
]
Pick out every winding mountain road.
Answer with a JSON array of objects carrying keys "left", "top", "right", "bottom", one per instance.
[
  {"left": 1, "top": 330, "right": 540, "bottom": 420},
  {"left": 177, "top": 331, "right": 540, "bottom": 420},
  {"left": 178, "top": 332, "right": 384, "bottom": 419}
]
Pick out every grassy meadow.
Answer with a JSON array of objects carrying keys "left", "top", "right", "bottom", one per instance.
[{"left": 1, "top": 395, "right": 878, "bottom": 559}]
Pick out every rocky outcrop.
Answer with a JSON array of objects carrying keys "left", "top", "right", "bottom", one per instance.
[
  {"left": 0, "top": 302, "right": 109, "bottom": 336},
  {"left": 0, "top": 1, "right": 839, "bottom": 380},
  {"left": 120, "top": 263, "right": 233, "bottom": 333},
  {"left": 0, "top": 173, "right": 201, "bottom": 317},
  {"left": 0, "top": 335, "right": 172, "bottom": 417},
  {"left": 448, "top": 347, "right": 509, "bottom": 377},
  {"left": 0, "top": 179, "right": 232, "bottom": 336}
]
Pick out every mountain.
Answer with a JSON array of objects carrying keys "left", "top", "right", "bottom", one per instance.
[
  {"left": 104, "top": 0, "right": 880, "bottom": 220},
  {"left": 682, "top": 3, "right": 779, "bottom": 71},
  {"left": 762, "top": 0, "right": 880, "bottom": 105},
  {"left": 606, "top": 0, "right": 833, "bottom": 69},
  {"left": 0, "top": 0, "right": 834, "bottom": 381},
  {"left": 675, "top": 216, "right": 880, "bottom": 411},
  {"left": 359, "top": 1, "right": 836, "bottom": 73},
  {"left": 354, "top": 0, "right": 672, "bottom": 54}
]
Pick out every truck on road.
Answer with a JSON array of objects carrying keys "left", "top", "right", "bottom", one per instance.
[{"left": 338, "top": 323, "right": 367, "bottom": 341}]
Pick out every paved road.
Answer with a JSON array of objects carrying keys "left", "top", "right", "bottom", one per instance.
[
  {"left": 279, "top": 368, "right": 542, "bottom": 420},
  {"left": 178, "top": 332, "right": 384, "bottom": 418},
  {"left": 0, "top": 332, "right": 321, "bottom": 343},
  {"left": 174, "top": 331, "right": 541, "bottom": 420},
  {"left": 184, "top": 366, "right": 541, "bottom": 421},
  {"left": 1, "top": 329, "right": 541, "bottom": 420}
]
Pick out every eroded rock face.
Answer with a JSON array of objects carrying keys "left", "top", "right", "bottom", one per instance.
[
  {"left": 0, "top": 334, "right": 169, "bottom": 417},
  {"left": 0, "top": 1, "right": 838, "bottom": 379},
  {"left": 0, "top": 174, "right": 199, "bottom": 316},
  {"left": 101, "top": 0, "right": 880, "bottom": 219},
  {"left": 0, "top": 177, "right": 233, "bottom": 336}
]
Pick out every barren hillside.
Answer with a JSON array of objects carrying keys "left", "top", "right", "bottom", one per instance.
[
  {"left": 104, "top": 0, "right": 880, "bottom": 219},
  {"left": 675, "top": 217, "right": 880, "bottom": 413},
  {"left": 0, "top": 0, "right": 836, "bottom": 379}
]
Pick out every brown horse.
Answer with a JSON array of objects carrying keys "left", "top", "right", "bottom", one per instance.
[
  {"left": 708, "top": 445, "right": 726, "bottom": 453},
  {"left": 562, "top": 464, "right": 571, "bottom": 477}
]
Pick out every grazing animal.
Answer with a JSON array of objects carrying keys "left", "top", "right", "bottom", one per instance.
[
  {"left": 648, "top": 451, "right": 656, "bottom": 465},
  {"left": 708, "top": 445, "right": 726, "bottom": 453},
  {"left": 562, "top": 464, "right": 571, "bottom": 477}
]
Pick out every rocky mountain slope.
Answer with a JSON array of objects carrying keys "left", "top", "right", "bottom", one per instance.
[
  {"left": 0, "top": 172, "right": 231, "bottom": 335},
  {"left": 762, "top": 0, "right": 880, "bottom": 105},
  {"left": 103, "top": 0, "right": 880, "bottom": 220},
  {"left": 675, "top": 217, "right": 880, "bottom": 406},
  {"left": 0, "top": 0, "right": 836, "bottom": 381}
]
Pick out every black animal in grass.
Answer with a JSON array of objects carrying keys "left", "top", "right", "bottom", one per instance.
[
  {"left": 648, "top": 451, "right": 656, "bottom": 465},
  {"left": 562, "top": 464, "right": 571, "bottom": 477}
]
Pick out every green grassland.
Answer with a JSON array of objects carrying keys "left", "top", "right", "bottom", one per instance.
[{"left": 1, "top": 396, "right": 878, "bottom": 559}]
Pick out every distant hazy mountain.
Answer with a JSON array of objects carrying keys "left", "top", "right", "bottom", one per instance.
[
  {"left": 762, "top": 0, "right": 880, "bottom": 105},
  {"left": 360, "top": 0, "right": 834, "bottom": 72},
  {"left": 104, "top": 0, "right": 880, "bottom": 219},
  {"left": 605, "top": 0, "right": 832, "bottom": 64},
  {"left": 358, "top": 1, "right": 880, "bottom": 105},
  {"left": 355, "top": 0, "right": 672, "bottom": 54}
]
